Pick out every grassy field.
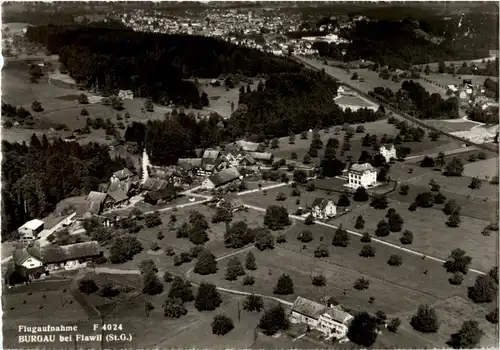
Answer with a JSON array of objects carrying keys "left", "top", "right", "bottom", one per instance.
[
  {"left": 424, "top": 119, "right": 479, "bottom": 132},
  {"left": 397, "top": 296, "right": 498, "bottom": 349},
  {"left": 332, "top": 199, "right": 496, "bottom": 273},
  {"left": 424, "top": 73, "right": 498, "bottom": 87},
  {"left": 193, "top": 78, "right": 250, "bottom": 118},
  {"left": 463, "top": 157, "right": 499, "bottom": 180}
]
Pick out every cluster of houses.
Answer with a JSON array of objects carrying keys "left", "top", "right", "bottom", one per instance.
[
  {"left": 7, "top": 241, "right": 102, "bottom": 285},
  {"left": 289, "top": 296, "right": 354, "bottom": 340},
  {"left": 445, "top": 79, "right": 499, "bottom": 110}
]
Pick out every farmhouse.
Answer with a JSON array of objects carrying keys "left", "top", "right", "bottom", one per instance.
[
  {"left": 248, "top": 152, "right": 274, "bottom": 165},
  {"left": 12, "top": 248, "right": 45, "bottom": 280},
  {"left": 140, "top": 178, "right": 171, "bottom": 193},
  {"left": 104, "top": 188, "right": 129, "bottom": 209},
  {"left": 110, "top": 168, "right": 134, "bottom": 183},
  {"left": 379, "top": 144, "right": 397, "bottom": 162},
  {"left": 144, "top": 186, "right": 177, "bottom": 205},
  {"left": 74, "top": 201, "right": 102, "bottom": 221},
  {"left": 311, "top": 198, "right": 337, "bottom": 219},
  {"left": 177, "top": 158, "right": 203, "bottom": 173},
  {"left": 217, "top": 194, "right": 245, "bottom": 212},
  {"left": 289, "top": 297, "right": 353, "bottom": 340},
  {"left": 28, "top": 241, "right": 102, "bottom": 271},
  {"left": 239, "top": 154, "right": 256, "bottom": 167},
  {"left": 348, "top": 163, "right": 377, "bottom": 189},
  {"left": 18, "top": 219, "right": 45, "bottom": 241},
  {"left": 201, "top": 167, "right": 241, "bottom": 189}
]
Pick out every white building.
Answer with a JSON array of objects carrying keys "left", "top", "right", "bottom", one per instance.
[
  {"left": 18, "top": 219, "right": 45, "bottom": 241},
  {"left": 311, "top": 198, "right": 337, "bottom": 219},
  {"left": 289, "top": 297, "right": 353, "bottom": 340},
  {"left": 348, "top": 163, "right": 377, "bottom": 189},
  {"left": 118, "top": 89, "right": 134, "bottom": 100},
  {"left": 379, "top": 144, "right": 397, "bottom": 162}
]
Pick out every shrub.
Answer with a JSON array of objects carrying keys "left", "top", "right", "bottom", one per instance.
[
  {"left": 211, "top": 315, "right": 234, "bottom": 335},
  {"left": 388, "top": 255, "right": 403, "bottom": 266},
  {"left": 273, "top": 274, "right": 294, "bottom": 295},
  {"left": 449, "top": 272, "right": 464, "bottom": 285},
  {"left": 359, "top": 245, "right": 376, "bottom": 257},
  {"left": 312, "top": 274, "right": 327, "bottom": 286},
  {"left": 242, "top": 275, "right": 255, "bottom": 286},
  {"left": 297, "top": 230, "right": 313, "bottom": 243},
  {"left": 400, "top": 230, "right": 413, "bottom": 244},
  {"left": 314, "top": 244, "right": 329, "bottom": 258},
  {"left": 411, "top": 305, "right": 440, "bottom": 333},
  {"left": 387, "top": 318, "right": 401, "bottom": 332},
  {"left": 360, "top": 232, "right": 371, "bottom": 243},
  {"left": 486, "top": 309, "right": 498, "bottom": 324},
  {"left": 304, "top": 214, "right": 314, "bottom": 225},
  {"left": 353, "top": 277, "right": 370, "bottom": 290},
  {"left": 163, "top": 271, "right": 174, "bottom": 283}
]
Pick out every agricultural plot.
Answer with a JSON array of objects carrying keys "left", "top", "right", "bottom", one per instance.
[
  {"left": 424, "top": 119, "right": 478, "bottom": 132},
  {"left": 333, "top": 200, "right": 496, "bottom": 273},
  {"left": 463, "top": 157, "right": 499, "bottom": 180}
]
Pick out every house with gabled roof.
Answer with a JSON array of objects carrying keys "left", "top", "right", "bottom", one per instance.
[
  {"left": 217, "top": 194, "right": 245, "bottom": 212},
  {"left": 248, "top": 152, "right": 274, "bottom": 165},
  {"left": 27, "top": 241, "right": 102, "bottom": 271},
  {"left": 311, "top": 198, "right": 337, "bottom": 219},
  {"left": 12, "top": 248, "right": 45, "bottom": 279},
  {"left": 140, "top": 178, "right": 170, "bottom": 192},
  {"left": 201, "top": 167, "right": 241, "bottom": 189},
  {"left": 177, "top": 158, "right": 203, "bottom": 174},
  {"left": 236, "top": 140, "right": 260, "bottom": 152},
  {"left": 18, "top": 219, "right": 45, "bottom": 241},
  {"left": 110, "top": 168, "right": 135, "bottom": 183},
  {"left": 144, "top": 186, "right": 178, "bottom": 205},
  {"left": 290, "top": 296, "right": 353, "bottom": 340},
  {"left": 239, "top": 154, "right": 256, "bottom": 167},
  {"left": 104, "top": 187, "right": 129, "bottom": 209}
]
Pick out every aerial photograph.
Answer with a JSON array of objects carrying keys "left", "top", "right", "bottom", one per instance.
[{"left": 1, "top": 1, "right": 498, "bottom": 349}]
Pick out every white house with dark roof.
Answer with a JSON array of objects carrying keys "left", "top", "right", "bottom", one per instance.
[
  {"left": 289, "top": 296, "right": 353, "bottom": 339},
  {"left": 311, "top": 198, "right": 337, "bottom": 219},
  {"left": 348, "top": 163, "right": 377, "bottom": 189},
  {"left": 379, "top": 144, "right": 397, "bottom": 162}
]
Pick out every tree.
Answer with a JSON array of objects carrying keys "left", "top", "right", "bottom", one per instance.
[
  {"left": 489, "top": 266, "right": 498, "bottom": 284},
  {"left": 245, "top": 251, "right": 257, "bottom": 270},
  {"left": 420, "top": 156, "right": 435, "bottom": 168},
  {"left": 449, "top": 272, "right": 464, "bottom": 285},
  {"left": 225, "top": 257, "right": 246, "bottom": 281},
  {"left": 224, "top": 221, "right": 253, "bottom": 249},
  {"left": 387, "top": 318, "right": 401, "bottom": 332},
  {"left": 304, "top": 214, "right": 314, "bottom": 225},
  {"left": 388, "top": 212, "right": 404, "bottom": 232},
  {"left": 332, "top": 226, "right": 350, "bottom": 247},
  {"left": 109, "top": 235, "right": 143, "bottom": 263},
  {"left": 142, "top": 271, "right": 164, "bottom": 295},
  {"left": 200, "top": 92, "right": 209, "bottom": 107},
  {"left": 443, "top": 249, "right": 472, "bottom": 274},
  {"left": 293, "top": 170, "right": 307, "bottom": 184},
  {"left": 276, "top": 192, "right": 287, "bottom": 201},
  {"left": 356, "top": 125, "right": 365, "bottom": 133},
  {"left": 388, "top": 254, "right": 403, "bottom": 266},
  {"left": 297, "top": 230, "right": 313, "bottom": 243},
  {"left": 429, "top": 130, "right": 440, "bottom": 141},
  {"left": 258, "top": 304, "right": 290, "bottom": 335},
  {"left": 486, "top": 309, "right": 498, "bottom": 324},
  {"left": 360, "top": 245, "right": 376, "bottom": 257},
  {"left": 163, "top": 297, "right": 188, "bottom": 318},
  {"left": 189, "top": 210, "right": 209, "bottom": 230},
  {"left": 139, "top": 259, "right": 158, "bottom": 275},
  {"left": 415, "top": 192, "right": 434, "bottom": 208},
  {"left": 243, "top": 294, "right": 264, "bottom": 312},
  {"left": 195, "top": 283, "right": 222, "bottom": 311},
  {"left": 411, "top": 304, "right": 439, "bottom": 333},
  {"left": 314, "top": 244, "right": 329, "bottom": 257},
  {"left": 360, "top": 232, "right": 371, "bottom": 243},
  {"left": 188, "top": 223, "right": 209, "bottom": 245},
  {"left": 302, "top": 153, "right": 311, "bottom": 164},
  {"left": 424, "top": 65, "right": 431, "bottom": 75},
  {"left": 312, "top": 274, "right": 327, "bottom": 286},
  {"left": 270, "top": 138, "right": 279, "bottom": 149},
  {"left": 438, "top": 60, "right": 446, "bottom": 73},
  {"left": 400, "top": 230, "right": 413, "bottom": 244},
  {"left": 194, "top": 249, "right": 218, "bottom": 275},
  {"left": 447, "top": 320, "right": 484, "bottom": 349},
  {"left": 291, "top": 152, "right": 298, "bottom": 160},
  {"left": 31, "top": 100, "right": 43, "bottom": 112},
  {"left": 212, "top": 315, "right": 234, "bottom": 335},
  {"left": 370, "top": 195, "right": 388, "bottom": 209},
  {"left": 353, "top": 187, "right": 369, "bottom": 202},
  {"left": 399, "top": 184, "right": 409, "bottom": 195},
  {"left": 434, "top": 192, "right": 446, "bottom": 204},
  {"left": 212, "top": 207, "right": 232, "bottom": 224},
  {"left": 353, "top": 277, "right": 370, "bottom": 290},
  {"left": 351, "top": 72, "right": 359, "bottom": 80},
  {"left": 468, "top": 275, "right": 497, "bottom": 303},
  {"left": 375, "top": 310, "right": 387, "bottom": 326},
  {"left": 355, "top": 215, "right": 365, "bottom": 229},
  {"left": 254, "top": 228, "right": 275, "bottom": 250},
  {"left": 79, "top": 279, "right": 99, "bottom": 294},
  {"left": 469, "top": 177, "right": 482, "bottom": 189},
  {"left": 264, "top": 205, "right": 290, "bottom": 230},
  {"left": 375, "top": 220, "right": 390, "bottom": 237},
  {"left": 347, "top": 311, "right": 378, "bottom": 347},
  {"left": 145, "top": 212, "right": 162, "bottom": 228},
  {"left": 168, "top": 277, "right": 194, "bottom": 302},
  {"left": 78, "top": 93, "right": 89, "bottom": 104},
  {"left": 444, "top": 200, "right": 460, "bottom": 215},
  {"left": 273, "top": 274, "right": 294, "bottom": 295},
  {"left": 144, "top": 99, "right": 154, "bottom": 112},
  {"left": 337, "top": 194, "right": 350, "bottom": 207},
  {"left": 477, "top": 152, "right": 487, "bottom": 160},
  {"left": 300, "top": 131, "right": 308, "bottom": 139},
  {"left": 243, "top": 275, "right": 255, "bottom": 285},
  {"left": 447, "top": 211, "right": 461, "bottom": 228},
  {"left": 445, "top": 157, "right": 464, "bottom": 176},
  {"left": 163, "top": 271, "right": 174, "bottom": 283},
  {"left": 288, "top": 131, "right": 296, "bottom": 144}
]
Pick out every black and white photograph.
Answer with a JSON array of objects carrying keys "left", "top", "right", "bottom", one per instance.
[{"left": 1, "top": 1, "right": 499, "bottom": 348}]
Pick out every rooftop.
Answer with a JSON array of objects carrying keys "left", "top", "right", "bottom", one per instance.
[
  {"left": 350, "top": 163, "right": 376, "bottom": 173},
  {"left": 19, "top": 219, "right": 45, "bottom": 231}
]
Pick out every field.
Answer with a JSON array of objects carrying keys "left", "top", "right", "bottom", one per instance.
[
  {"left": 397, "top": 296, "right": 498, "bottom": 348},
  {"left": 463, "top": 157, "right": 499, "bottom": 180},
  {"left": 424, "top": 73, "right": 498, "bottom": 88},
  {"left": 424, "top": 119, "right": 479, "bottom": 132},
  {"left": 270, "top": 119, "right": 464, "bottom": 165},
  {"left": 1, "top": 57, "right": 244, "bottom": 145}
]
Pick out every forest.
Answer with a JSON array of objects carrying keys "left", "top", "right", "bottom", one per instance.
[
  {"left": 370, "top": 80, "right": 459, "bottom": 120},
  {"left": 25, "top": 25, "right": 303, "bottom": 107},
  {"left": 1, "top": 136, "right": 129, "bottom": 240},
  {"left": 313, "top": 13, "right": 499, "bottom": 69},
  {"left": 125, "top": 70, "right": 384, "bottom": 166}
]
